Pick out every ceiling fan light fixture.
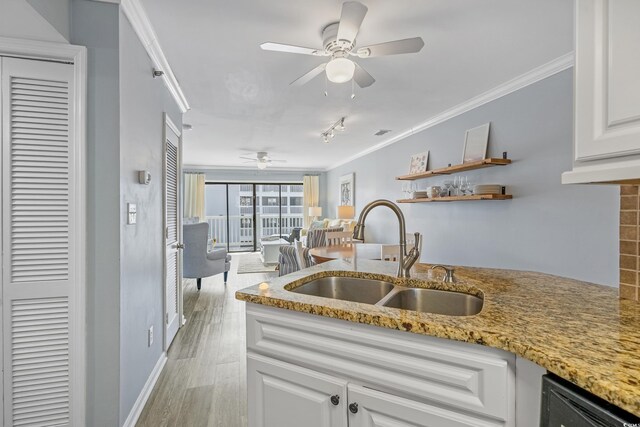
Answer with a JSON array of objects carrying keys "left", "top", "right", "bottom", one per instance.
[
  {"left": 325, "top": 58, "right": 355, "bottom": 83},
  {"left": 257, "top": 161, "right": 268, "bottom": 170}
]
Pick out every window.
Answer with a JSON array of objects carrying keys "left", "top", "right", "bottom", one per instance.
[{"left": 204, "top": 182, "right": 304, "bottom": 252}]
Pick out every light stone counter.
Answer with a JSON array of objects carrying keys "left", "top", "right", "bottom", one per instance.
[{"left": 236, "top": 259, "right": 640, "bottom": 416}]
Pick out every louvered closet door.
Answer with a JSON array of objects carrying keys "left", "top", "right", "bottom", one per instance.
[
  {"left": 1, "top": 57, "right": 79, "bottom": 426},
  {"left": 164, "top": 117, "right": 181, "bottom": 349}
]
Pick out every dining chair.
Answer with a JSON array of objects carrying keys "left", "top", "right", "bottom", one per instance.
[
  {"left": 380, "top": 244, "right": 400, "bottom": 262},
  {"left": 325, "top": 230, "right": 353, "bottom": 246},
  {"left": 381, "top": 233, "right": 421, "bottom": 262}
]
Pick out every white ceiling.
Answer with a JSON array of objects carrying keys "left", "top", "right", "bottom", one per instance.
[{"left": 140, "top": 0, "right": 573, "bottom": 171}]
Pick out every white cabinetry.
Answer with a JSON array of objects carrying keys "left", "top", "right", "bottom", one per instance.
[
  {"left": 562, "top": 0, "right": 640, "bottom": 184},
  {"left": 248, "top": 354, "right": 348, "bottom": 427},
  {"left": 246, "top": 304, "right": 517, "bottom": 427},
  {"left": 347, "top": 384, "right": 503, "bottom": 427}
]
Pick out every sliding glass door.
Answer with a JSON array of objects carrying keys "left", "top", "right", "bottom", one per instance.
[{"left": 204, "top": 182, "right": 304, "bottom": 252}]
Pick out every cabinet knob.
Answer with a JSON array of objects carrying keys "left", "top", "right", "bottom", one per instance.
[
  {"left": 330, "top": 395, "right": 340, "bottom": 406},
  {"left": 176, "top": 243, "right": 185, "bottom": 249},
  {"left": 348, "top": 402, "right": 358, "bottom": 414}
]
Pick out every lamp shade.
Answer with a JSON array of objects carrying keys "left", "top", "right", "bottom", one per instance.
[
  {"left": 337, "top": 205, "right": 355, "bottom": 219},
  {"left": 325, "top": 58, "right": 355, "bottom": 83},
  {"left": 309, "top": 206, "right": 322, "bottom": 217}
]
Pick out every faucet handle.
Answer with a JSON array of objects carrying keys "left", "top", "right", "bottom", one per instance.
[{"left": 430, "top": 264, "right": 455, "bottom": 283}]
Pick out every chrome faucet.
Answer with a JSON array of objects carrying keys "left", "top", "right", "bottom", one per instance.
[{"left": 353, "top": 199, "right": 421, "bottom": 278}]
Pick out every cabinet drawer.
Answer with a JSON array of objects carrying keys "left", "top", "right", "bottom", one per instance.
[{"left": 247, "top": 304, "right": 514, "bottom": 421}]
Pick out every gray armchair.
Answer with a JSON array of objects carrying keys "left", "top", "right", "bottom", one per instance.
[{"left": 183, "top": 222, "right": 231, "bottom": 290}]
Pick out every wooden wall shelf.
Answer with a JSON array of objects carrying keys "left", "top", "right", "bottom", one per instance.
[
  {"left": 397, "top": 194, "right": 513, "bottom": 203},
  {"left": 396, "top": 158, "right": 512, "bottom": 181}
]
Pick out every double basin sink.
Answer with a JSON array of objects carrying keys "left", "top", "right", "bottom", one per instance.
[{"left": 289, "top": 276, "right": 483, "bottom": 316}]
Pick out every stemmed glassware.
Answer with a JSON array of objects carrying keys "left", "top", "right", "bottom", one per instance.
[
  {"left": 460, "top": 176, "right": 472, "bottom": 196},
  {"left": 442, "top": 180, "right": 453, "bottom": 197},
  {"left": 401, "top": 182, "right": 410, "bottom": 199},
  {"left": 451, "top": 176, "right": 461, "bottom": 196}
]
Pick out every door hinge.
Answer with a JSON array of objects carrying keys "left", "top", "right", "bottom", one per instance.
[
  {"left": 165, "top": 226, "right": 169, "bottom": 239},
  {"left": 165, "top": 312, "right": 169, "bottom": 324}
]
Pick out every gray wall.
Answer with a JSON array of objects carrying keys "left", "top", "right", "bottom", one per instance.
[
  {"left": 26, "top": 0, "right": 70, "bottom": 40},
  {"left": 0, "top": 0, "right": 69, "bottom": 42},
  {"left": 326, "top": 70, "right": 619, "bottom": 286},
  {"left": 71, "top": 1, "right": 121, "bottom": 425},
  {"left": 118, "top": 11, "right": 183, "bottom": 425}
]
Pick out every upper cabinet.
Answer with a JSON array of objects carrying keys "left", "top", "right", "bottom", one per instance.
[{"left": 562, "top": 0, "right": 640, "bottom": 184}]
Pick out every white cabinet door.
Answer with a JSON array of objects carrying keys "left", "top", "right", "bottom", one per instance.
[
  {"left": 347, "top": 384, "right": 504, "bottom": 427},
  {"left": 564, "top": 0, "right": 640, "bottom": 183},
  {"left": 248, "top": 354, "right": 348, "bottom": 427}
]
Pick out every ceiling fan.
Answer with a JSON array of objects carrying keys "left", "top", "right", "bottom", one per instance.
[
  {"left": 240, "top": 152, "right": 287, "bottom": 170},
  {"left": 260, "top": 1, "right": 425, "bottom": 88}
]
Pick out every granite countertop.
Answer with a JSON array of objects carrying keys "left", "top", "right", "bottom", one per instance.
[{"left": 235, "top": 259, "right": 640, "bottom": 416}]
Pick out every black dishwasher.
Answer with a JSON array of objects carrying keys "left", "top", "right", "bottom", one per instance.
[{"left": 541, "top": 374, "right": 640, "bottom": 427}]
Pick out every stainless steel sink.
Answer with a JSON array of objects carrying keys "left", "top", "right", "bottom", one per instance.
[
  {"left": 381, "top": 288, "right": 483, "bottom": 316},
  {"left": 290, "top": 277, "right": 394, "bottom": 304}
]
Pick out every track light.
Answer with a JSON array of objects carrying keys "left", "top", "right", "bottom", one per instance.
[{"left": 320, "top": 117, "right": 347, "bottom": 143}]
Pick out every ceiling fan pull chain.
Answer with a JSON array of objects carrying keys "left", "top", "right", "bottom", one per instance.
[
  {"left": 324, "top": 73, "right": 329, "bottom": 97},
  {"left": 351, "top": 78, "right": 356, "bottom": 99}
]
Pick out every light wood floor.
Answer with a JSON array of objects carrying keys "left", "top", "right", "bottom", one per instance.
[{"left": 136, "top": 253, "right": 277, "bottom": 427}]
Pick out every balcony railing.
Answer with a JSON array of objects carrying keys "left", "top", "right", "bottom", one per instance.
[{"left": 205, "top": 214, "right": 304, "bottom": 251}]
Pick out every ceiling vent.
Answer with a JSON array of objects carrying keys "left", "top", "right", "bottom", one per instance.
[{"left": 374, "top": 129, "right": 391, "bottom": 136}]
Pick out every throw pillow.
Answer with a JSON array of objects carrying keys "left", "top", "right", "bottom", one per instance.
[
  {"left": 309, "top": 220, "right": 325, "bottom": 230},
  {"left": 327, "top": 219, "right": 342, "bottom": 228}
]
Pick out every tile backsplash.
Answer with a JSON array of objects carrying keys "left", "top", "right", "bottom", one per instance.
[{"left": 620, "top": 185, "right": 640, "bottom": 301}]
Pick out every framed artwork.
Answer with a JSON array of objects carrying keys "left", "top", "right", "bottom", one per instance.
[
  {"left": 462, "top": 122, "right": 491, "bottom": 163},
  {"left": 339, "top": 173, "right": 355, "bottom": 207},
  {"left": 409, "top": 151, "right": 429, "bottom": 174}
]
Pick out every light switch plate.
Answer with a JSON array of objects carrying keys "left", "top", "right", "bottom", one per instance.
[{"left": 127, "top": 203, "right": 137, "bottom": 225}]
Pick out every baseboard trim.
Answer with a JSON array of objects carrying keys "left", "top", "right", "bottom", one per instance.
[{"left": 122, "top": 352, "right": 168, "bottom": 427}]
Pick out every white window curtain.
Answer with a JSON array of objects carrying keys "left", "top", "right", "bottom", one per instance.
[
  {"left": 184, "top": 173, "right": 205, "bottom": 221},
  {"left": 303, "top": 175, "right": 320, "bottom": 228}
]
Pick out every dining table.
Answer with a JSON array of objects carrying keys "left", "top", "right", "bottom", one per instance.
[{"left": 309, "top": 243, "right": 382, "bottom": 264}]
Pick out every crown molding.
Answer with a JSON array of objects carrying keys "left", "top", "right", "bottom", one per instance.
[
  {"left": 120, "top": 0, "right": 190, "bottom": 112},
  {"left": 183, "top": 164, "right": 325, "bottom": 173},
  {"left": 326, "top": 52, "right": 575, "bottom": 171}
]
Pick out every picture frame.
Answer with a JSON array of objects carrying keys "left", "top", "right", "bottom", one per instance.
[
  {"left": 408, "top": 151, "right": 429, "bottom": 174},
  {"left": 339, "top": 173, "right": 355, "bottom": 207},
  {"left": 462, "top": 122, "right": 491, "bottom": 163}
]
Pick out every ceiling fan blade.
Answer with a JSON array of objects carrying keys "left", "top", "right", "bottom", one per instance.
[
  {"left": 290, "top": 63, "right": 327, "bottom": 86},
  {"left": 356, "top": 37, "right": 425, "bottom": 57},
  {"left": 353, "top": 63, "right": 375, "bottom": 88},
  {"left": 242, "top": 160, "right": 255, "bottom": 163},
  {"left": 269, "top": 160, "right": 287, "bottom": 163},
  {"left": 260, "top": 42, "right": 326, "bottom": 56},
  {"left": 337, "top": 1, "right": 368, "bottom": 44},
  {"left": 239, "top": 156, "right": 257, "bottom": 161}
]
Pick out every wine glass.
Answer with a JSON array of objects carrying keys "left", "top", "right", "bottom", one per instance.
[
  {"left": 442, "top": 180, "right": 453, "bottom": 197},
  {"left": 460, "top": 176, "right": 469, "bottom": 196},
  {"left": 452, "top": 176, "right": 461, "bottom": 196},
  {"left": 401, "top": 182, "right": 410, "bottom": 199}
]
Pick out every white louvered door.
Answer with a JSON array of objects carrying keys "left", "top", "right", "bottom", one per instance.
[
  {"left": 164, "top": 115, "right": 181, "bottom": 349},
  {"left": 1, "top": 57, "right": 81, "bottom": 426}
]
